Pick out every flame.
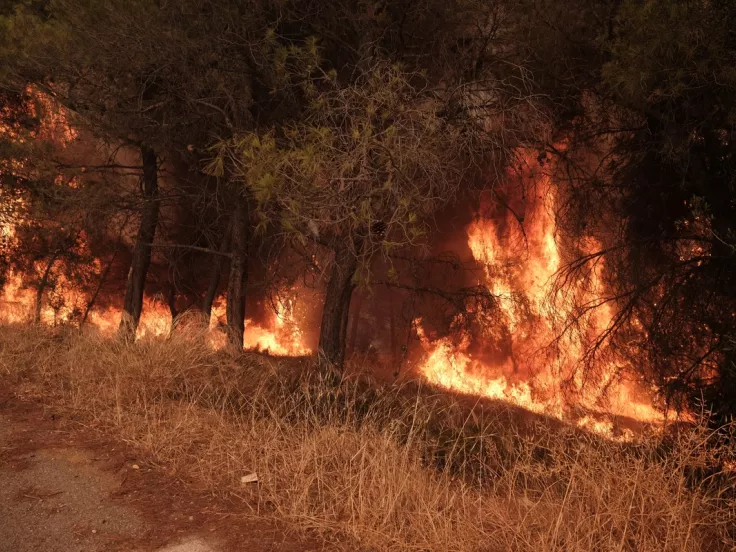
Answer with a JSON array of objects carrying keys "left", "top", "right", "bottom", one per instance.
[
  {"left": 0, "top": 272, "right": 313, "bottom": 356},
  {"left": 1, "top": 92, "right": 312, "bottom": 357},
  {"left": 1, "top": 91, "right": 670, "bottom": 437},
  {"left": 207, "top": 290, "right": 313, "bottom": 356},
  {"left": 244, "top": 290, "right": 312, "bottom": 355},
  {"left": 417, "top": 153, "right": 665, "bottom": 438}
]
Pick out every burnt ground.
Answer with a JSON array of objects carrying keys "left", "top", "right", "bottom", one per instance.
[{"left": 0, "top": 385, "right": 328, "bottom": 552}]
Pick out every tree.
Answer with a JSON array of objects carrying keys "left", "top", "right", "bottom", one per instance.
[
  {"left": 0, "top": 0, "right": 271, "bottom": 341},
  {"left": 118, "top": 146, "right": 158, "bottom": 336},
  {"left": 218, "top": 62, "right": 496, "bottom": 364},
  {"left": 212, "top": 0, "right": 554, "bottom": 365},
  {"left": 548, "top": 0, "right": 736, "bottom": 421},
  {"left": 0, "top": 87, "right": 122, "bottom": 324}
]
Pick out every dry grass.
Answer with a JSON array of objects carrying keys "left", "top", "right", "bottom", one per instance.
[{"left": 1, "top": 323, "right": 735, "bottom": 551}]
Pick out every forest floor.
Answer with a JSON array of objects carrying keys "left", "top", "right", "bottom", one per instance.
[{"left": 0, "top": 386, "right": 325, "bottom": 552}]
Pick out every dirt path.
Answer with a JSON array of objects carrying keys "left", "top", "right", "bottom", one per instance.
[{"left": 0, "top": 390, "right": 325, "bottom": 552}]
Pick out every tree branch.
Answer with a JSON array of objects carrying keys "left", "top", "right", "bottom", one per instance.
[{"left": 147, "top": 243, "right": 232, "bottom": 258}]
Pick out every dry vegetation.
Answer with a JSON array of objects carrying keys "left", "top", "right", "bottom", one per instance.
[{"left": 1, "top": 324, "right": 735, "bottom": 552}]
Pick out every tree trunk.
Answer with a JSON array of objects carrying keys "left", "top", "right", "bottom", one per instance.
[
  {"left": 118, "top": 146, "right": 159, "bottom": 341},
  {"left": 166, "top": 284, "right": 178, "bottom": 331},
  {"left": 347, "top": 291, "right": 364, "bottom": 357},
  {"left": 319, "top": 242, "right": 360, "bottom": 366},
  {"left": 201, "top": 218, "right": 233, "bottom": 323},
  {"left": 34, "top": 251, "right": 60, "bottom": 324},
  {"left": 226, "top": 201, "right": 249, "bottom": 350},
  {"left": 389, "top": 294, "right": 398, "bottom": 366}
]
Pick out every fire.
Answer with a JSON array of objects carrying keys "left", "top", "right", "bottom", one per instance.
[
  {"left": 416, "top": 153, "right": 665, "bottom": 438},
  {"left": 415, "top": 322, "right": 552, "bottom": 414},
  {"left": 208, "top": 290, "right": 313, "bottom": 356},
  {"left": 1, "top": 91, "right": 313, "bottom": 357},
  {"left": 0, "top": 273, "right": 313, "bottom": 357},
  {"left": 244, "top": 290, "right": 312, "bottom": 356},
  {"left": 1, "top": 89, "right": 670, "bottom": 437}
]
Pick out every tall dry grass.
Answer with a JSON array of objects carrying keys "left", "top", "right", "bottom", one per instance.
[{"left": 1, "top": 323, "right": 734, "bottom": 551}]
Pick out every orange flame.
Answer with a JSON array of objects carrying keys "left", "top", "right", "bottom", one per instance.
[
  {"left": 416, "top": 153, "right": 665, "bottom": 438},
  {"left": 1, "top": 91, "right": 312, "bottom": 356},
  {"left": 2, "top": 91, "right": 668, "bottom": 437},
  {"left": 208, "top": 290, "right": 313, "bottom": 356}
]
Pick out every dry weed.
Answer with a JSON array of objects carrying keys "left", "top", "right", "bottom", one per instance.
[{"left": 1, "top": 324, "right": 734, "bottom": 551}]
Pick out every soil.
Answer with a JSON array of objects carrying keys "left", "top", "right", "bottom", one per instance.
[{"left": 0, "top": 384, "right": 328, "bottom": 552}]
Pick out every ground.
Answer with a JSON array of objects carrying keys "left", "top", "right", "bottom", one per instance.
[{"left": 0, "top": 388, "right": 325, "bottom": 552}]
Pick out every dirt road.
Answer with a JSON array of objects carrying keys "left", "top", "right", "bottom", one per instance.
[{"left": 0, "top": 389, "right": 323, "bottom": 552}]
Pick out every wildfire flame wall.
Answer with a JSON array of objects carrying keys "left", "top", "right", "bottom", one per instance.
[{"left": 0, "top": 91, "right": 668, "bottom": 440}]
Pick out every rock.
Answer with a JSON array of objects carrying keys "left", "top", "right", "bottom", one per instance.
[{"left": 239, "top": 473, "right": 258, "bottom": 485}]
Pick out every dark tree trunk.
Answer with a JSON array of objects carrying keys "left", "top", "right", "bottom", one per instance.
[
  {"left": 201, "top": 218, "right": 233, "bottom": 323},
  {"left": 339, "top": 288, "right": 352, "bottom": 352},
  {"left": 389, "top": 294, "right": 398, "bottom": 366},
  {"left": 34, "top": 251, "right": 60, "bottom": 324},
  {"left": 226, "top": 201, "right": 249, "bottom": 349},
  {"left": 166, "top": 284, "right": 178, "bottom": 329},
  {"left": 319, "top": 242, "right": 360, "bottom": 366},
  {"left": 347, "top": 291, "right": 364, "bottom": 356},
  {"left": 118, "top": 146, "right": 159, "bottom": 341}
]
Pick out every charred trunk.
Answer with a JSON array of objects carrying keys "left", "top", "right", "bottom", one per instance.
[
  {"left": 347, "top": 291, "right": 364, "bottom": 356},
  {"left": 319, "top": 242, "right": 360, "bottom": 366},
  {"left": 166, "top": 284, "right": 178, "bottom": 328},
  {"left": 118, "top": 146, "right": 159, "bottom": 341},
  {"left": 201, "top": 218, "right": 233, "bottom": 322},
  {"left": 226, "top": 201, "right": 249, "bottom": 349}
]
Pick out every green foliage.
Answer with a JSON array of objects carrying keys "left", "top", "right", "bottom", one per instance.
[
  {"left": 603, "top": 0, "right": 736, "bottom": 157},
  {"left": 218, "top": 63, "right": 478, "bottom": 267},
  {"left": 578, "top": 0, "right": 736, "bottom": 420}
]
